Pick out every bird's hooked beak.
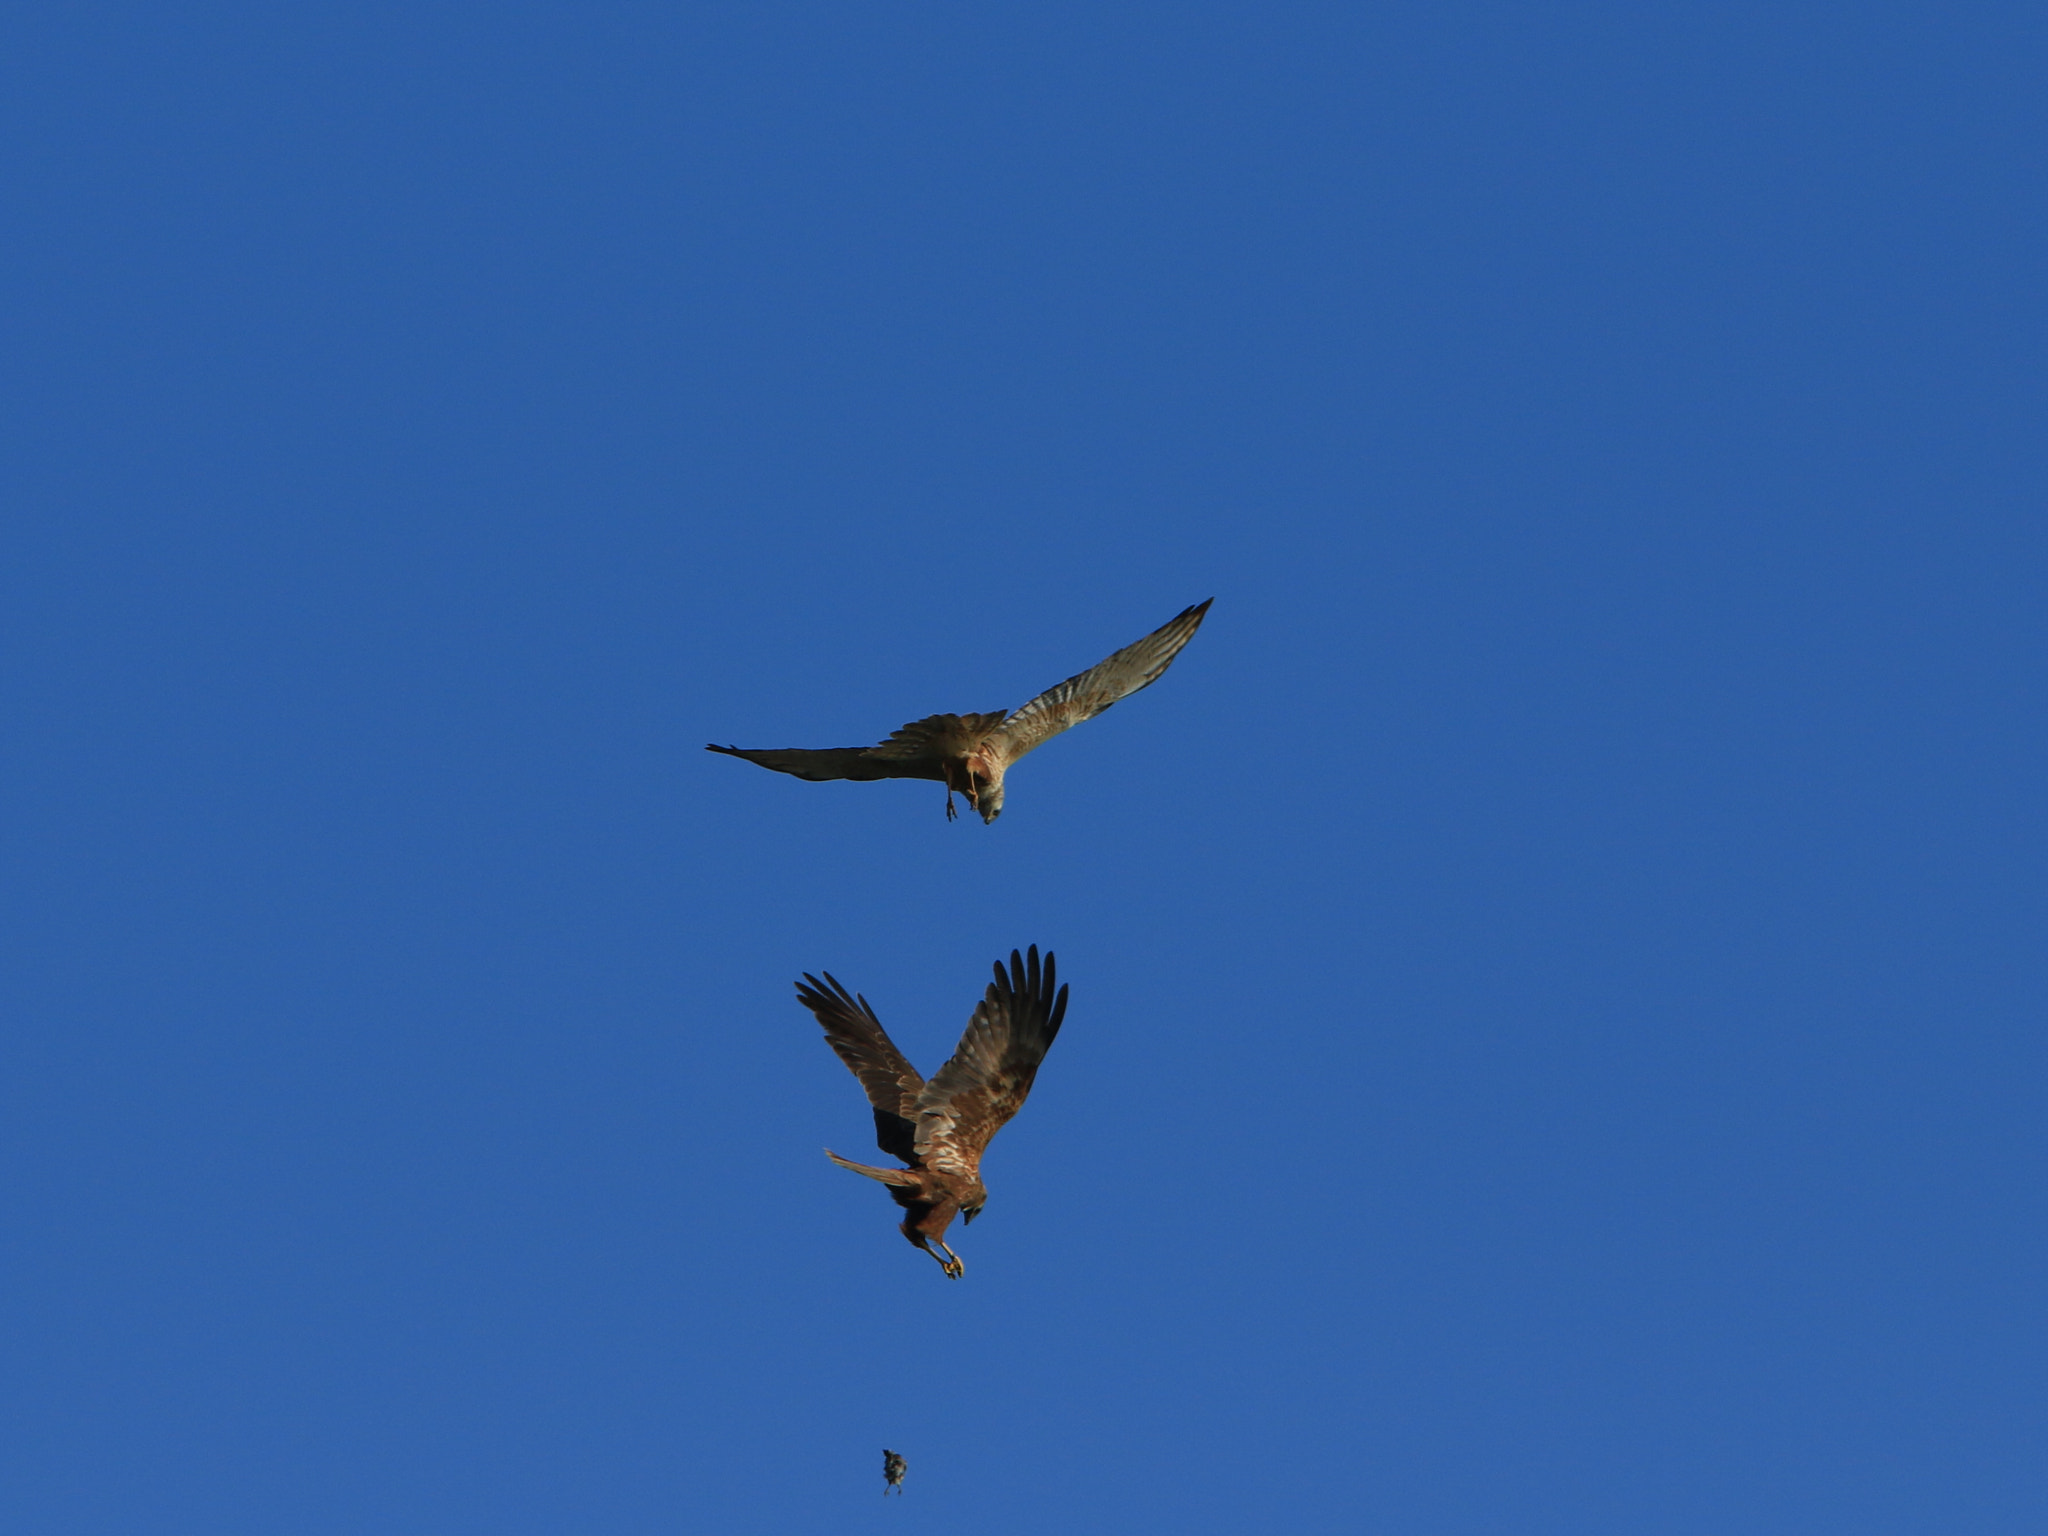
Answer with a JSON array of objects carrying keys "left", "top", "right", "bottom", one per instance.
[{"left": 962, "top": 1205, "right": 982, "bottom": 1224}]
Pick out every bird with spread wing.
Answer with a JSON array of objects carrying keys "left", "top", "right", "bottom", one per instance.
[
  {"left": 798, "top": 947, "right": 1068, "bottom": 1279},
  {"left": 710, "top": 600, "right": 1211, "bottom": 822}
]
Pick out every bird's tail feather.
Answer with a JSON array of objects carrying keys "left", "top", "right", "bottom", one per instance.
[{"left": 825, "top": 1149, "right": 917, "bottom": 1186}]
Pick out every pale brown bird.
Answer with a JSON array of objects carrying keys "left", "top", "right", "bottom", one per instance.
[
  {"left": 799, "top": 947, "right": 1069, "bottom": 1279},
  {"left": 709, "top": 600, "right": 1212, "bottom": 822}
]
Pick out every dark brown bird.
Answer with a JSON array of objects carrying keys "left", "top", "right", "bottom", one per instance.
[
  {"left": 798, "top": 947, "right": 1069, "bottom": 1279},
  {"left": 882, "top": 1449, "right": 907, "bottom": 1495},
  {"left": 710, "top": 600, "right": 1212, "bottom": 822}
]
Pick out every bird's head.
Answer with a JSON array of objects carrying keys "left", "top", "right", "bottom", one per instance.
[
  {"left": 960, "top": 1182, "right": 989, "bottom": 1223},
  {"left": 973, "top": 780, "right": 1005, "bottom": 824}
]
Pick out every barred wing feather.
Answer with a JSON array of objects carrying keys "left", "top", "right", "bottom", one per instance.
[
  {"left": 915, "top": 947, "right": 1068, "bottom": 1180},
  {"left": 796, "top": 972, "right": 927, "bottom": 1165},
  {"left": 992, "top": 600, "right": 1212, "bottom": 763}
]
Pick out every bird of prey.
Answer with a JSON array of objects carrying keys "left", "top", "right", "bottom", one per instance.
[
  {"left": 709, "top": 599, "right": 1212, "bottom": 822},
  {"left": 798, "top": 947, "right": 1069, "bottom": 1279},
  {"left": 882, "top": 1449, "right": 907, "bottom": 1495}
]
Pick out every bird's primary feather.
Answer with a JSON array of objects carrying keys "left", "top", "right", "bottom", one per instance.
[
  {"left": 796, "top": 972, "right": 925, "bottom": 1164},
  {"left": 914, "top": 947, "right": 1067, "bottom": 1180},
  {"left": 704, "top": 744, "right": 946, "bottom": 783}
]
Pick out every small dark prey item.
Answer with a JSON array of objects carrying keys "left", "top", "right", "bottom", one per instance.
[
  {"left": 708, "top": 599, "right": 1211, "bottom": 823},
  {"left": 799, "top": 947, "right": 1069, "bottom": 1279},
  {"left": 883, "top": 1448, "right": 907, "bottom": 1495}
]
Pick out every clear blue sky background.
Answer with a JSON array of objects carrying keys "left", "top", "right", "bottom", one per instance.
[{"left": 3, "top": 4, "right": 2043, "bottom": 1532}]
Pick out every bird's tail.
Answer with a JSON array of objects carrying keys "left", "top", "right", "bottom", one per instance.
[{"left": 825, "top": 1149, "right": 916, "bottom": 1186}]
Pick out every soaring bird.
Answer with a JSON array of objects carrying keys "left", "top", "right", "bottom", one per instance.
[
  {"left": 709, "top": 600, "right": 1212, "bottom": 822},
  {"left": 798, "top": 947, "right": 1069, "bottom": 1279}
]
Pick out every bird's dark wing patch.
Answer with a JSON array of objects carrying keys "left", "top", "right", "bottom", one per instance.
[
  {"left": 916, "top": 947, "right": 1068, "bottom": 1179},
  {"left": 797, "top": 973, "right": 926, "bottom": 1163},
  {"left": 707, "top": 744, "right": 948, "bottom": 783}
]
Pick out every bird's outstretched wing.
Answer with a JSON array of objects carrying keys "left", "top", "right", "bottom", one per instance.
[
  {"left": 706, "top": 744, "right": 947, "bottom": 783},
  {"left": 708, "top": 711, "right": 1009, "bottom": 784},
  {"left": 915, "top": 947, "right": 1069, "bottom": 1180},
  {"left": 990, "top": 600, "right": 1212, "bottom": 763},
  {"left": 797, "top": 972, "right": 926, "bottom": 1164}
]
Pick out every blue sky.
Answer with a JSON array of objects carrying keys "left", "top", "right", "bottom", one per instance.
[{"left": 3, "top": 4, "right": 2043, "bottom": 1532}]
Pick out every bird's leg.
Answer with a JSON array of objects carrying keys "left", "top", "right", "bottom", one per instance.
[
  {"left": 945, "top": 787, "right": 957, "bottom": 821},
  {"left": 934, "top": 1240, "right": 965, "bottom": 1279}
]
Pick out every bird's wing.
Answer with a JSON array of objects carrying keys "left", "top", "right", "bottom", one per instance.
[
  {"left": 988, "top": 600, "right": 1212, "bottom": 763},
  {"left": 705, "top": 744, "right": 947, "bottom": 783},
  {"left": 861, "top": 712, "right": 1010, "bottom": 762},
  {"left": 914, "top": 947, "right": 1069, "bottom": 1180},
  {"left": 796, "top": 972, "right": 926, "bottom": 1165},
  {"left": 708, "top": 710, "right": 1008, "bottom": 783}
]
